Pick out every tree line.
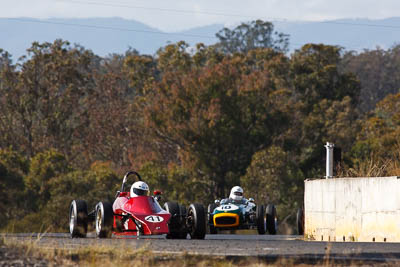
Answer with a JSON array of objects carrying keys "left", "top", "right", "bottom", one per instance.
[{"left": 1, "top": 20, "right": 399, "bottom": 232}]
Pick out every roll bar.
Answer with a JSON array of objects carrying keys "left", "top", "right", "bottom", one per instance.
[{"left": 121, "top": 171, "right": 142, "bottom": 192}]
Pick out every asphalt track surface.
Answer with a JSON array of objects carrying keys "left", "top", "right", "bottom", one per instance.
[{"left": 4, "top": 233, "right": 400, "bottom": 264}]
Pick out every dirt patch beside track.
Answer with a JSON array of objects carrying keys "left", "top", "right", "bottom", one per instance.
[{"left": 0, "top": 245, "right": 48, "bottom": 266}]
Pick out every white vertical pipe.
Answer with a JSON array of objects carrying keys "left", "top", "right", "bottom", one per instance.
[{"left": 325, "top": 142, "right": 335, "bottom": 178}]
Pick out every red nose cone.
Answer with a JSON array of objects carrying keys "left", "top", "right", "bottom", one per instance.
[{"left": 122, "top": 196, "right": 171, "bottom": 235}]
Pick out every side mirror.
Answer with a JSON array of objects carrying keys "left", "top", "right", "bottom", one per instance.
[
  {"left": 154, "top": 190, "right": 162, "bottom": 201},
  {"left": 214, "top": 199, "right": 220, "bottom": 205},
  {"left": 115, "top": 191, "right": 128, "bottom": 198},
  {"left": 248, "top": 198, "right": 255, "bottom": 203}
]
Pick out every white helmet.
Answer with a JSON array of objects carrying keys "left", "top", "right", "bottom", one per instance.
[
  {"left": 229, "top": 186, "right": 243, "bottom": 201},
  {"left": 130, "top": 181, "right": 149, "bottom": 197}
]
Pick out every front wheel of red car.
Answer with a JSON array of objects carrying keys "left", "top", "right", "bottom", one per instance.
[
  {"left": 187, "top": 203, "right": 206, "bottom": 239},
  {"left": 164, "top": 202, "right": 187, "bottom": 239},
  {"left": 95, "top": 202, "right": 113, "bottom": 238}
]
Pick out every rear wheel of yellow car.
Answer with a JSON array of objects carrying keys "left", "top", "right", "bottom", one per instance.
[
  {"left": 256, "top": 204, "right": 266, "bottom": 234},
  {"left": 266, "top": 204, "right": 277, "bottom": 235}
]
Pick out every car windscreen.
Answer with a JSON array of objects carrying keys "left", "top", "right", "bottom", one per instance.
[{"left": 149, "top": 197, "right": 163, "bottom": 213}]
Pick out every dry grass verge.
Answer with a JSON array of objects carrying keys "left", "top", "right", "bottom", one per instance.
[
  {"left": 1, "top": 236, "right": 398, "bottom": 267},
  {"left": 0, "top": 236, "right": 304, "bottom": 267}
]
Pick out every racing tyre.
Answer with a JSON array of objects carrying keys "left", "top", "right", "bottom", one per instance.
[
  {"left": 179, "top": 204, "right": 187, "bottom": 222},
  {"left": 164, "top": 202, "right": 185, "bottom": 239},
  {"left": 187, "top": 203, "right": 206, "bottom": 239},
  {"left": 207, "top": 203, "right": 218, "bottom": 234},
  {"left": 69, "top": 200, "right": 88, "bottom": 238},
  {"left": 95, "top": 202, "right": 113, "bottom": 238},
  {"left": 178, "top": 204, "right": 188, "bottom": 239},
  {"left": 256, "top": 204, "right": 266, "bottom": 234},
  {"left": 266, "top": 204, "right": 277, "bottom": 235},
  {"left": 297, "top": 208, "right": 304, "bottom": 235}
]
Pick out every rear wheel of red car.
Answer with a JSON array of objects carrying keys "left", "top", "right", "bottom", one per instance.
[
  {"left": 95, "top": 202, "right": 113, "bottom": 238},
  {"left": 69, "top": 200, "right": 88, "bottom": 238},
  {"left": 187, "top": 203, "right": 206, "bottom": 239},
  {"left": 266, "top": 204, "right": 277, "bottom": 235},
  {"left": 207, "top": 203, "right": 218, "bottom": 234},
  {"left": 256, "top": 204, "right": 266, "bottom": 235}
]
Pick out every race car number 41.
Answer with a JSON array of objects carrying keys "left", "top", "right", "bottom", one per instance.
[{"left": 145, "top": 215, "right": 164, "bottom": 223}]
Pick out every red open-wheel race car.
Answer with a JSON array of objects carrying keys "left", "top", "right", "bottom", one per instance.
[{"left": 69, "top": 171, "right": 206, "bottom": 239}]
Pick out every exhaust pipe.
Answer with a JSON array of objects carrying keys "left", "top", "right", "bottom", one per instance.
[{"left": 325, "top": 142, "right": 334, "bottom": 178}]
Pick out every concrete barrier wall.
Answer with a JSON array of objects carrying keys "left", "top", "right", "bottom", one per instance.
[{"left": 304, "top": 176, "right": 400, "bottom": 242}]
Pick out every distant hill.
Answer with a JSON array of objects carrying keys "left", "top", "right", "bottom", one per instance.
[
  {"left": 275, "top": 17, "right": 400, "bottom": 51},
  {"left": 1, "top": 17, "right": 400, "bottom": 60}
]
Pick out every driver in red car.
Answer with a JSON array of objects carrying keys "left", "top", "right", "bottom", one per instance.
[{"left": 130, "top": 181, "right": 150, "bottom": 197}]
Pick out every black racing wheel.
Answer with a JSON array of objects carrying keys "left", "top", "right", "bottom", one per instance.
[
  {"left": 266, "top": 204, "right": 277, "bottom": 235},
  {"left": 164, "top": 201, "right": 186, "bottom": 239},
  {"left": 256, "top": 204, "right": 266, "bottom": 234},
  {"left": 95, "top": 201, "right": 113, "bottom": 238},
  {"left": 187, "top": 203, "right": 206, "bottom": 239},
  {"left": 69, "top": 199, "right": 88, "bottom": 238}
]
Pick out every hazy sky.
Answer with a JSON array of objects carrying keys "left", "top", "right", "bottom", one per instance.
[{"left": 2, "top": 0, "right": 400, "bottom": 31}]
